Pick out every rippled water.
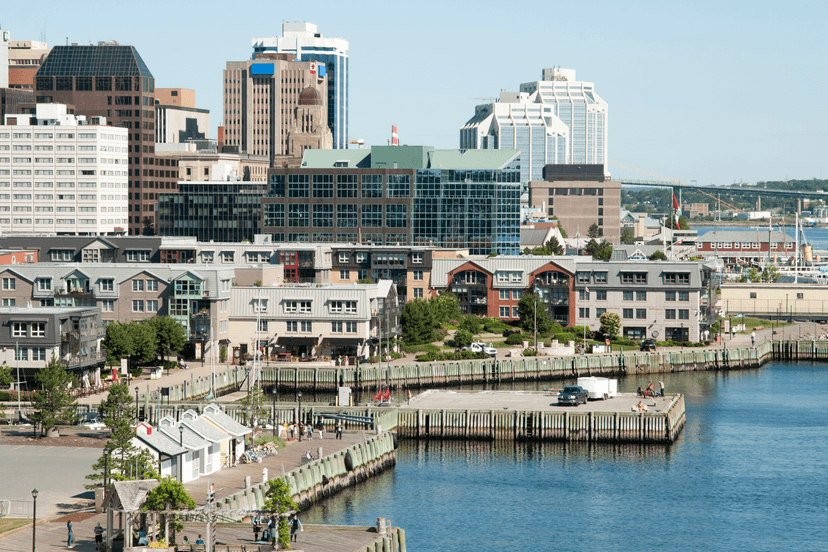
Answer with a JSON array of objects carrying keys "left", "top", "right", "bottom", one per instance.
[{"left": 303, "top": 363, "right": 828, "bottom": 551}]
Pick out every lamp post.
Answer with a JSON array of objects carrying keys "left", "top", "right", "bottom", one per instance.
[
  {"left": 31, "top": 488, "right": 37, "bottom": 552},
  {"left": 297, "top": 391, "right": 302, "bottom": 425},
  {"left": 179, "top": 424, "right": 184, "bottom": 448},
  {"left": 134, "top": 386, "right": 139, "bottom": 423},
  {"left": 103, "top": 446, "right": 111, "bottom": 490},
  {"left": 271, "top": 387, "right": 278, "bottom": 438}
]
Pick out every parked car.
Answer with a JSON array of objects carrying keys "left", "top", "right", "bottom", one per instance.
[
  {"left": 557, "top": 386, "right": 589, "bottom": 406},
  {"left": 640, "top": 339, "right": 658, "bottom": 352},
  {"left": 76, "top": 412, "right": 106, "bottom": 431},
  {"left": 462, "top": 342, "right": 497, "bottom": 357}
]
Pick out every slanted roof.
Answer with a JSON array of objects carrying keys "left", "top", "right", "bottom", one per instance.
[
  {"left": 134, "top": 429, "right": 189, "bottom": 457},
  {"left": 180, "top": 410, "right": 232, "bottom": 443},
  {"left": 105, "top": 479, "right": 160, "bottom": 513},
  {"left": 37, "top": 45, "right": 153, "bottom": 77},
  {"left": 157, "top": 417, "right": 212, "bottom": 450},
  {"left": 428, "top": 149, "right": 520, "bottom": 170},
  {"left": 202, "top": 404, "right": 252, "bottom": 437},
  {"left": 300, "top": 149, "right": 372, "bottom": 169}
]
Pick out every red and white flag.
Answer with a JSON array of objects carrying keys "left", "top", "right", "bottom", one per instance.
[
  {"left": 584, "top": 286, "right": 590, "bottom": 295},
  {"left": 672, "top": 192, "right": 681, "bottom": 228}
]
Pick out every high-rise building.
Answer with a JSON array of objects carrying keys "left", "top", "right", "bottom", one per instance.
[
  {"left": 461, "top": 67, "right": 608, "bottom": 182},
  {"left": 0, "top": 30, "right": 9, "bottom": 88},
  {"left": 253, "top": 22, "right": 349, "bottom": 149},
  {"left": 33, "top": 42, "right": 180, "bottom": 236},
  {"left": 8, "top": 39, "right": 50, "bottom": 90},
  {"left": 0, "top": 103, "right": 129, "bottom": 236},
  {"left": 223, "top": 54, "right": 332, "bottom": 166}
]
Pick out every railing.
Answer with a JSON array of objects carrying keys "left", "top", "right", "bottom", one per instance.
[{"left": 66, "top": 351, "right": 106, "bottom": 368}]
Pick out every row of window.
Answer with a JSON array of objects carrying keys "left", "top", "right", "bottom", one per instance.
[
  {"left": 575, "top": 272, "right": 691, "bottom": 285},
  {"left": 263, "top": 203, "right": 409, "bottom": 229},
  {"left": 11, "top": 322, "right": 46, "bottom": 337},
  {"left": 704, "top": 242, "right": 794, "bottom": 249},
  {"left": 14, "top": 347, "right": 50, "bottom": 361},
  {"left": 337, "top": 252, "right": 423, "bottom": 264},
  {"left": 281, "top": 320, "right": 359, "bottom": 334}
]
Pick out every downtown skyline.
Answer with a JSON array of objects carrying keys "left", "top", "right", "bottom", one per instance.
[{"left": 4, "top": 0, "right": 826, "bottom": 187}]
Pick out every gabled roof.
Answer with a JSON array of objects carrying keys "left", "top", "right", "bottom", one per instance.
[
  {"left": 180, "top": 410, "right": 232, "bottom": 443},
  {"left": 157, "top": 417, "right": 212, "bottom": 450},
  {"left": 105, "top": 479, "right": 160, "bottom": 513},
  {"left": 202, "top": 404, "right": 252, "bottom": 437},
  {"left": 133, "top": 429, "right": 189, "bottom": 457}
]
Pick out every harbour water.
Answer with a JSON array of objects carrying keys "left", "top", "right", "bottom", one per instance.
[{"left": 303, "top": 363, "right": 828, "bottom": 551}]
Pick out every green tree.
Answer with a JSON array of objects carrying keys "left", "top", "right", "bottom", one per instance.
[
  {"left": 585, "top": 239, "right": 614, "bottom": 261},
  {"left": 141, "top": 217, "right": 155, "bottom": 236},
  {"left": 762, "top": 265, "right": 780, "bottom": 282},
  {"left": 401, "top": 299, "right": 436, "bottom": 345},
  {"left": 146, "top": 316, "right": 187, "bottom": 363},
  {"left": 131, "top": 321, "right": 159, "bottom": 365},
  {"left": 453, "top": 329, "right": 473, "bottom": 349},
  {"left": 429, "top": 292, "right": 461, "bottom": 326},
  {"left": 87, "top": 383, "right": 157, "bottom": 489},
  {"left": 0, "top": 364, "right": 13, "bottom": 386},
  {"left": 517, "top": 293, "right": 553, "bottom": 335},
  {"left": 143, "top": 477, "right": 197, "bottom": 541},
  {"left": 102, "top": 322, "right": 134, "bottom": 365},
  {"left": 264, "top": 478, "right": 298, "bottom": 549},
  {"left": 621, "top": 227, "right": 635, "bottom": 245},
  {"left": 678, "top": 215, "right": 689, "bottom": 230},
  {"left": 587, "top": 223, "right": 600, "bottom": 238},
  {"left": 545, "top": 237, "right": 565, "bottom": 255},
  {"left": 649, "top": 250, "right": 668, "bottom": 261},
  {"left": 459, "top": 315, "right": 482, "bottom": 335},
  {"left": 239, "top": 385, "right": 270, "bottom": 427},
  {"left": 599, "top": 312, "right": 621, "bottom": 339},
  {"left": 30, "top": 356, "right": 78, "bottom": 436},
  {"left": 557, "top": 223, "right": 568, "bottom": 239}
]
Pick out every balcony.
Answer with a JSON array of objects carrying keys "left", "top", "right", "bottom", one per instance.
[
  {"left": 55, "top": 287, "right": 94, "bottom": 297},
  {"left": 61, "top": 331, "right": 80, "bottom": 343},
  {"left": 472, "top": 297, "right": 487, "bottom": 305},
  {"left": 66, "top": 351, "right": 105, "bottom": 369}
]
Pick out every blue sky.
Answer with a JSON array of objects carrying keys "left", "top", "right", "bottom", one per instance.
[{"left": 5, "top": 0, "right": 826, "bottom": 186}]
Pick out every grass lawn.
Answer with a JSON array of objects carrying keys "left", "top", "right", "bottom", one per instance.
[
  {"left": 0, "top": 518, "right": 30, "bottom": 535},
  {"left": 735, "top": 317, "right": 791, "bottom": 332}
]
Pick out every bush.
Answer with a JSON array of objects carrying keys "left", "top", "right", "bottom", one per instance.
[
  {"left": 415, "top": 351, "right": 486, "bottom": 362},
  {"left": 505, "top": 332, "right": 525, "bottom": 345},
  {"left": 523, "top": 349, "right": 538, "bottom": 356},
  {"left": 0, "top": 391, "right": 10, "bottom": 402},
  {"left": 252, "top": 434, "right": 287, "bottom": 449},
  {"left": 459, "top": 315, "right": 483, "bottom": 335},
  {"left": 553, "top": 333, "right": 576, "bottom": 343},
  {"left": 401, "top": 343, "right": 440, "bottom": 355},
  {"left": 390, "top": 351, "right": 403, "bottom": 359},
  {"left": 502, "top": 328, "right": 521, "bottom": 338}
]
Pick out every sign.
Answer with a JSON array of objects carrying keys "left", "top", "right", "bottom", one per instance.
[
  {"left": 309, "top": 62, "right": 317, "bottom": 74},
  {"left": 605, "top": 339, "right": 610, "bottom": 346}
]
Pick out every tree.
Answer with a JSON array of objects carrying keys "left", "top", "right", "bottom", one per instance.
[
  {"left": 141, "top": 217, "right": 155, "bottom": 236},
  {"left": 131, "top": 321, "right": 159, "bottom": 365},
  {"left": 545, "top": 237, "right": 565, "bottom": 256},
  {"left": 0, "top": 364, "right": 13, "bottom": 386},
  {"left": 143, "top": 477, "right": 197, "bottom": 542},
  {"left": 585, "top": 239, "right": 613, "bottom": 261},
  {"left": 762, "top": 265, "right": 780, "bottom": 283},
  {"left": 678, "top": 215, "right": 690, "bottom": 230},
  {"left": 587, "top": 223, "right": 600, "bottom": 238},
  {"left": 401, "top": 300, "right": 436, "bottom": 345},
  {"left": 517, "top": 293, "right": 553, "bottom": 336},
  {"left": 87, "top": 383, "right": 158, "bottom": 489},
  {"left": 239, "top": 385, "right": 270, "bottom": 427},
  {"left": 649, "top": 250, "right": 668, "bottom": 261},
  {"left": 30, "top": 356, "right": 78, "bottom": 436},
  {"left": 557, "top": 223, "right": 568, "bottom": 239},
  {"left": 146, "top": 316, "right": 187, "bottom": 363},
  {"left": 264, "top": 478, "right": 298, "bottom": 549},
  {"left": 102, "top": 322, "right": 134, "bottom": 365},
  {"left": 453, "top": 329, "right": 473, "bottom": 349},
  {"left": 599, "top": 312, "right": 621, "bottom": 339},
  {"left": 429, "top": 292, "right": 460, "bottom": 326},
  {"left": 459, "top": 315, "right": 482, "bottom": 335},
  {"left": 621, "top": 227, "right": 635, "bottom": 245}
]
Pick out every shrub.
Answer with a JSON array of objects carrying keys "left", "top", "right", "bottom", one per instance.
[
  {"left": 415, "top": 351, "right": 486, "bottom": 362},
  {"left": 523, "top": 349, "right": 538, "bottom": 356},
  {"left": 502, "top": 328, "right": 521, "bottom": 338},
  {"left": 459, "top": 315, "right": 483, "bottom": 335},
  {"left": 390, "top": 351, "right": 403, "bottom": 359},
  {"left": 505, "top": 332, "right": 525, "bottom": 345},
  {"left": 252, "top": 434, "right": 287, "bottom": 449},
  {"left": 0, "top": 391, "right": 10, "bottom": 402},
  {"left": 401, "top": 343, "right": 440, "bottom": 355}
]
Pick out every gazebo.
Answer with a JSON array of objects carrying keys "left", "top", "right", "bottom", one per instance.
[{"left": 102, "top": 479, "right": 160, "bottom": 550}]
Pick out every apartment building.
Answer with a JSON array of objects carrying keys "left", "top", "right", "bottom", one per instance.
[
  {"left": 0, "top": 103, "right": 128, "bottom": 235},
  {"left": 8, "top": 39, "right": 50, "bottom": 90}
]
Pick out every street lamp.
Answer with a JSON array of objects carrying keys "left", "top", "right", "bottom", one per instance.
[
  {"left": 297, "top": 391, "right": 302, "bottom": 425},
  {"left": 178, "top": 424, "right": 184, "bottom": 448},
  {"left": 134, "top": 386, "right": 139, "bottom": 423},
  {"left": 31, "top": 488, "right": 38, "bottom": 552},
  {"left": 271, "top": 387, "right": 278, "bottom": 438},
  {"left": 103, "top": 446, "right": 111, "bottom": 490}
]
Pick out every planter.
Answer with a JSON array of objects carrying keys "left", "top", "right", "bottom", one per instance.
[{"left": 46, "top": 427, "right": 60, "bottom": 438}]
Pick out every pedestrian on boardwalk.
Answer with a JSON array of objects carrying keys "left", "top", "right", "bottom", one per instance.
[
  {"left": 290, "top": 423, "right": 296, "bottom": 439},
  {"left": 317, "top": 419, "right": 325, "bottom": 439},
  {"left": 289, "top": 514, "right": 303, "bottom": 542},
  {"left": 94, "top": 522, "right": 104, "bottom": 549},
  {"left": 298, "top": 423, "right": 304, "bottom": 442},
  {"left": 67, "top": 520, "right": 74, "bottom": 548},
  {"left": 307, "top": 423, "right": 313, "bottom": 440},
  {"left": 751, "top": 331, "right": 756, "bottom": 347},
  {"left": 336, "top": 420, "right": 343, "bottom": 440},
  {"left": 659, "top": 380, "right": 665, "bottom": 397}
]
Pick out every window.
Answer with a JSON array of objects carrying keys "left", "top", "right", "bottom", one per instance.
[
  {"left": 132, "top": 300, "right": 144, "bottom": 312},
  {"left": 32, "top": 348, "right": 47, "bottom": 361},
  {"left": 330, "top": 301, "right": 357, "bottom": 314},
  {"left": 361, "top": 174, "right": 383, "bottom": 198},
  {"left": 30, "top": 322, "right": 46, "bottom": 337},
  {"left": 15, "top": 347, "right": 28, "bottom": 361},
  {"left": 678, "top": 291, "right": 690, "bottom": 302},
  {"left": 621, "top": 272, "right": 647, "bottom": 284},
  {"left": 577, "top": 272, "right": 590, "bottom": 284},
  {"left": 665, "top": 309, "right": 676, "bottom": 319},
  {"left": 513, "top": 290, "right": 523, "bottom": 300},
  {"left": 147, "top": 280, "right": 158, "bottom": 292},
  {"left": 13, "top": 322, "right": 26, "bottom": 337},
  {"left": 37, "top": 278, "right": 52, "bottom": 291},
  {"left": 512, "top": 307, "right": 519, "bottom": 318},
  {"left": 596, "top": 308, "right": 607, "bottom": 317},
  {"left": 126, "top": 250, "right": 150, "bottom": 262},
  {"left": 344, "top": 301, "right": 357, "bottom": 314},
  {"left": 413, "top": 270, "right": 423, "bottom": 281},
  {"left": 499, "top": 306, "right": 509, "bottom": 317},
  {"left": 339, "top": 270, "right": 350, "bottom": 280},
  {"left": 499, "top": 289, "right": 510, "bottom": 300},
  {"left": 623, "top": 291, "right": 633, "bottom": 301},
  {"left": 665, "top": 291, "right": 676, "bottom": 301},
  {"left": 146, "top": 300, "right": 158, "bottom": 312},
  {"left": 665, "top": 273, "right": 690, "bottom": 285},
  {"left": 579, "top": 308, "right": 590, "bottom": 318},
  {"left": 331, "top": 321, "right": 343, "bottom": 333},
  {"left": 622, "top": 309, "right": 633, "bottom": 319},
  {"left": 338, "top": 252, "right": 350, "bottom": 263},
  {"left": 284, "top": 301, "right": 310, "bottom": 313},
  {"left": 594, "top": 272, "right": 607, "bottom": 284},
  {"left": 132, "top": 280, "right": 144, "bottom": 292},
  {"left": 678, "top": 309, "right": 690, "bottom": 320},
  {"left": 596, "top": 290, "right": 607, "bottom": 301},
  {"left": 102, "top": 300, "right": 114, "bottom": 312},
  {"left": 636, "top": 291, "right": 647, "bottom": 301},
  {"left": 346, "top": 321, "right": 357, "bottom": 333},
  {"left": 257, "top": 320, "right": 268, "bottom": 332},
  {"left": 578, "top": 290, "right": 589, "bottom": 300},
  {"left": 300, "top": 321, "right": 312, "bottom": 332},
  {"left": 336, "top": 175, "right": 358, "bottom": 198},
  {"left": 2, "top": 298, "right": 14, "bottom": 307},
  {"left": 312, "top": 174, "right": 333, "bottom": 198},
  {"left": 254, "top": 299, "right": 268, "bottom": 313},
  {"left": 356, "top": 252, "right": 368, "bottom": 263},
  {"left": 287, "top": 174, "right": 309, "bottom": 198},
  {"left": 313, "top": 204, "right": 333, "bottom": 227},
  {"left": 202, "top": 251, "right": 214, "bottom": 264},
  {"left": 749, "top": 292, "right": 757, "bottom": 299},
  {"left": 413, "top": 287, "right": 423, "bottom": 298},
  {"left": 636, "top": 309, "right": 647, "bottom": 319},
  {"left": 412, "top": 253, "right": 423, "bottom": 264},
  {"left": 287, "top": 321, "right": 298, "bottom": 333},
  {"left": 2, "top": 278, "right": 15, "bottom": 290}
]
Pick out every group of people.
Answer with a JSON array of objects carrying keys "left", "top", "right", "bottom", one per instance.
[
  {"left": 637, "top": 380, "right": 665, "bottom": 398},
  {"left": 252, "top": 514, "right": 303, "bottom": 543},
  {"left": 285, "top": 420, "right": 344, "bottom": 441}
]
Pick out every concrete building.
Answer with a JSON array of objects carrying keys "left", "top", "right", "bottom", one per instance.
[
  {"left": 155, "top": 143, "right": 269, "bottom": 182},
  {"left": 33, "top": 42, "right": 180, "bottom": 236},
  {"left": 720, "top": 283, "right": 828, "bottom": 321},
  {"left": 696, "top": 230, "right": 796, "bottom": 264},
  {"left": 0, "top": 103, "right": 129, "bottom": 236},
  {"left": 461, "top": 67, "right": 608, "bottom": 182},
  {"left": 0, "top": 235, "right": 164, "bottom": 263},
  {"left": 228, "top": 281, "right": 399, "bottom": 361},
  {"left": 154, "top": 87, "right": 208, "bottom": 145},
  {"left": 0, "top": 305, "right": 105, "bottom": 383},
  {"left": 262, "top": 146, "right": 522, "bottom": 255},
  {"left": 222, "top": 53, "right": 332, "bottom": 166},
  {"left": 0, "top": 30, "right": 8, "bottom": 89},
  {"left": 154, "top": 88, "right": 195, "bottom": 108},
  {"left": 528, "top": 164, "right": 621, "bottom": 242},
  {"left": 686, "top": 203, "right": 709, "bottom": 219},
  {"left": 8, "top": 39, "right": 50, "bottom": 90},
  {"left": 253, "top": 22, "right": 349, "bottom": 149}
]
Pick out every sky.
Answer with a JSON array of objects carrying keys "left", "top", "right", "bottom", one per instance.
[{"left": 4, "top": 0, "right": 827, "bottom": 186}]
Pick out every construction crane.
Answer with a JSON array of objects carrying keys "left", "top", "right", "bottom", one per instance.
[{"left": 348, "top": 139, "right": 365, "bottom": 149}]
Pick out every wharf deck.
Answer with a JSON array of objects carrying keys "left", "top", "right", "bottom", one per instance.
[{"left": 407, "top": 390, "right": 673, "bottom": 413}]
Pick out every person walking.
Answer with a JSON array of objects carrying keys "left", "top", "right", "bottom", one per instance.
[
  {"left": 307, "top": 423, "right": 313, "bottom": 440},
  {"left": 659, "top": 380, "right": 665, "bottom": 397},
  {"left": 751, "top": 331, "right": 756, "bottom": 347},
  {"left": 317, "top": 419, "right": 325, "bottom": 439},
  {"left": 298, "top": 423, "right": 304, "bottom": 442},
  {"left": 289, "top": 514, "right": 303, "bottom": 542},
  {"left": 94, "top": 522, "right": 104, "bottom": 550},
  {"left": 67, "top": 520, "right": 74, "bottom": 548},
  {"left": 336, "top": 420, "right": 343, "bottom": 440}
]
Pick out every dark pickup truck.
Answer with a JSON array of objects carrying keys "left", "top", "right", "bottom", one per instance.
[{"left": 557, "top": 386, "right": 589, "bottom": 406}]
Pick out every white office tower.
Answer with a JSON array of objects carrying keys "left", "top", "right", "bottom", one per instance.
[
  {"left": 252, "top": 22, "right": 349, "bottom": 149},
  {"left": 461, "top": 67, "right": 608, "bottom": 182},
  {"left": 0, "top": 30, "right": 9, "bottom": 88},
  {"left": 0, "top": 104, "right": 129, "bottom": 235}
]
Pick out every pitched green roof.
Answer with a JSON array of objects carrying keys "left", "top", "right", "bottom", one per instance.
[
  {"left": 301, "top": 149, "right": 372, "bottom": 168},
  {"left": 428, "top": 149, "right": 520, "bottom": 170},
  {"left": 301, "top": 147, "right": 520, "bottom": 170}
]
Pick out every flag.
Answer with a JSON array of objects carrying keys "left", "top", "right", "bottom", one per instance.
[
  {"left": 584, "top": 286, "right": 590, "bottom": 296},
  {"left": 383, "top": 388, "right": 391, "bottom": 401},
  {"left": 372, "top": 389, "right": 382, "bottom": 401},
  {"left": 672, "top": 192, "right": 681, "bottom": 228}
]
